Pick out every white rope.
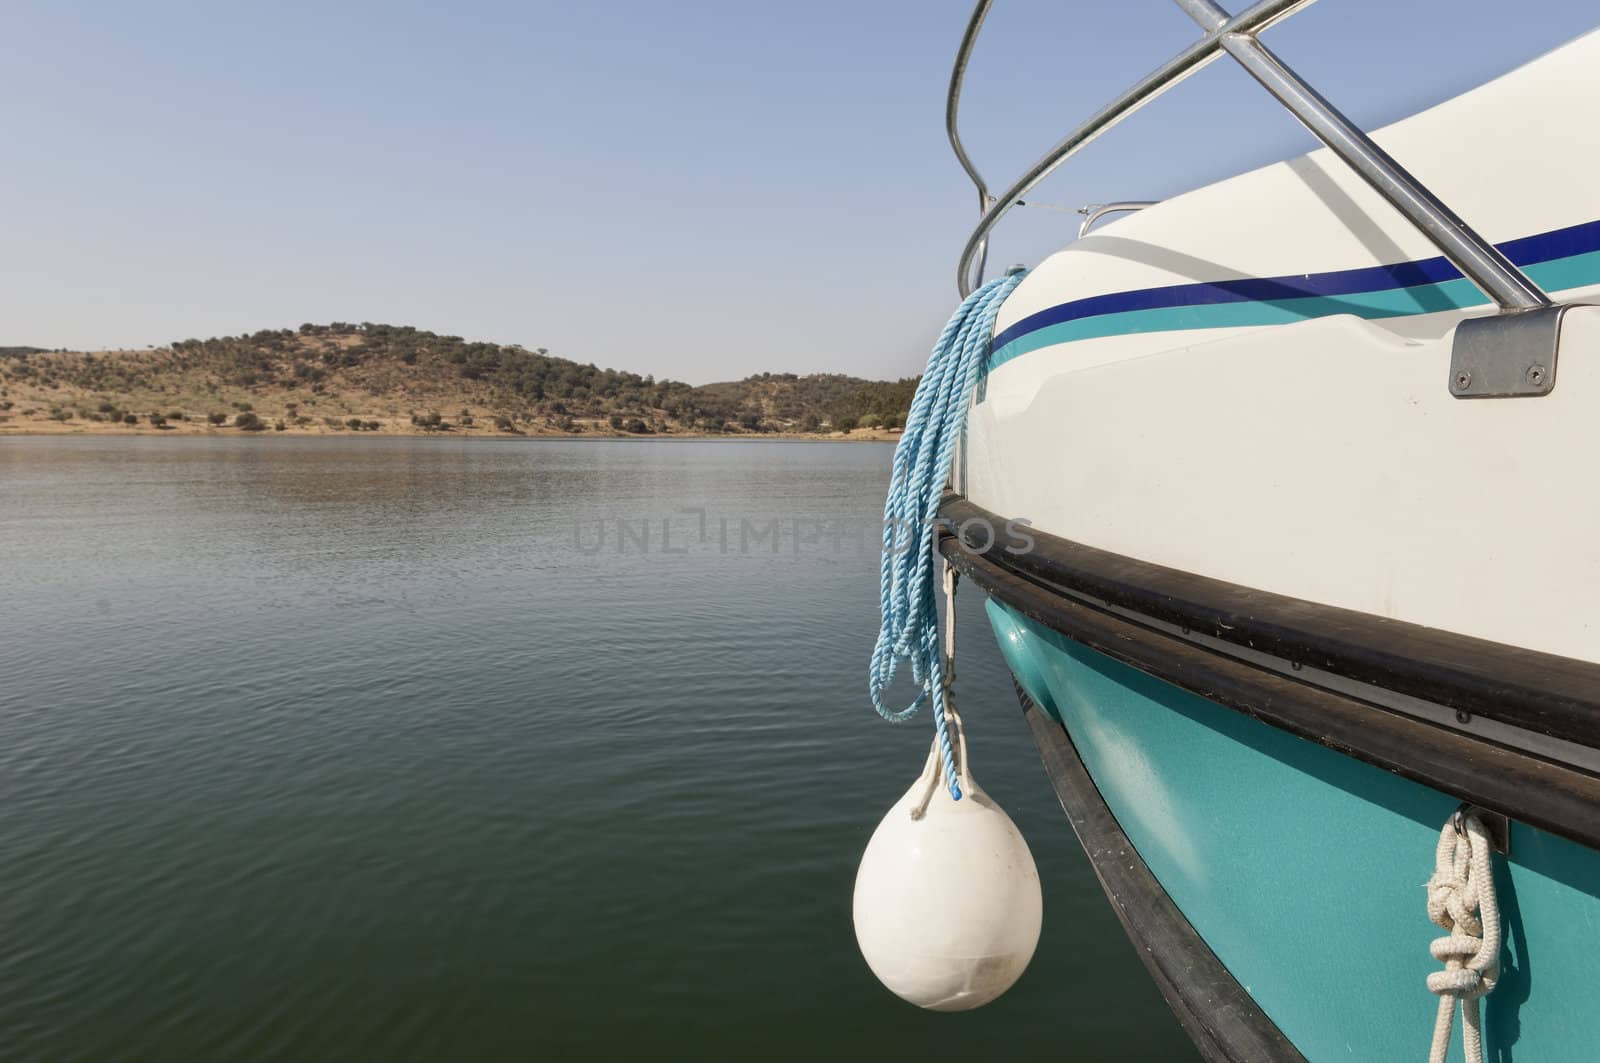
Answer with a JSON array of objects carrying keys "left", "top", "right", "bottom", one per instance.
[
  {"left": 941, "top": 563, "right": 973, "bottom": 798},
  {"left": 907, "top": 563, "right": 973, "bottom": 820},
  {"left": 942, "top": 564, "right": 958, "bottom": 684},
  {"left": 1425, "top": 809, "right": 1501, "bottom": 1063},
  {"left": 1014, "top": 199, "right": 1079, "bottom": 213},
  {"left": 907, "top": 740, "right": 940, "bottom": 821}
]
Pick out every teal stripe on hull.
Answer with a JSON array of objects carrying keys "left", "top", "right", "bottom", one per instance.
[
  {"left": 986, "top": 599, "right": 1600, "bottom": 1062},
  {"left": 989, "top": 249, "right": 1600, "bottom": 370}
]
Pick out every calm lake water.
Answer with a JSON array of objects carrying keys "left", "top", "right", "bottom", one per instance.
[{"left": 0, "top": 436, "right": 1194, "bottom": 1061}]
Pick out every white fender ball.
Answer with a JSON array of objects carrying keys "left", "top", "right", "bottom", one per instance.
[{"left": 852, "top": 771, "right": 1042, "bottom": 1010}]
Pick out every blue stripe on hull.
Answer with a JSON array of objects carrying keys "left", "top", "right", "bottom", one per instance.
[
  {"left": 990, "top": 219, "right": 1600, "bottom": 369},
  {"left": 986, "top": 599, "right": 1600, "bottom": 1062}
]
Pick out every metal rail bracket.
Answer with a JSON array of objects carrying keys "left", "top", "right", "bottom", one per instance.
[
  {"left": 1456, "top": 804, "right": 1512, "bottom": 856},
  {"left": 1449, "top": 305, "right": 1576, "bottom": 399}
]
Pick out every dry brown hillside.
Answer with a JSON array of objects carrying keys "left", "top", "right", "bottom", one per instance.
[{"left": 0, "top": 323, "right": 917, "bottom": 438}]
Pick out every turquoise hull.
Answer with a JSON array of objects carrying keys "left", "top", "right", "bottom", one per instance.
[{"left": 987, "top": 599, "right": 1600, "bottom": 1063}]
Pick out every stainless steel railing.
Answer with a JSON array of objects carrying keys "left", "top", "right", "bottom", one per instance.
[
  {"left": 946, "top": 0, "right": 1553, "bottom": 314},
  {"left": 1077, "top": 202, "right": 1159, "bottom": 239}
]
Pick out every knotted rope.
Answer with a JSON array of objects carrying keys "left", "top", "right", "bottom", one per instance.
[
  {"left": 869, "top": 269, "right": 1025, "bottom": 800},
  {"left": 1425, "top": 808, "right": 1501, "bottom": 1063}
]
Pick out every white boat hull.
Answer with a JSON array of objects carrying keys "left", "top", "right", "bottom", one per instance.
[{"left": 959, "top": 30, "right": 1600, "bottom": 664}]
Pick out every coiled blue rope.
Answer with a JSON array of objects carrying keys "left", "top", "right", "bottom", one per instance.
[{"left": 870, "top": 269, "right": 1027, "bottom": 800}]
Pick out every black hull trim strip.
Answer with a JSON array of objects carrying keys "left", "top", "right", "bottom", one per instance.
[
  {"left": 940, "top": 495, "right": 1600, "bottom": 750},
  {"left": 1017, "top": 687, "right": 1305, "bottom": 1063},
  {"left": 939, "top": 527, "right": 1600, "bottom": 851}
]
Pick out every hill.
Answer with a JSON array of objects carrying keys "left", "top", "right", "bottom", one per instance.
[{"left": 0, "top": 323, "right": 918, "bottom": 438}]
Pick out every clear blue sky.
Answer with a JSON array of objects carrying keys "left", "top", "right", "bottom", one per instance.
[{"left": 3, "top": 1, "right": 1594, "bottom": 383}]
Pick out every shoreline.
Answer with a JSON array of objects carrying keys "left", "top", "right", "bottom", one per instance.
[{"left": 0, "top": 422, "right": 901, "bottom": 443}]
